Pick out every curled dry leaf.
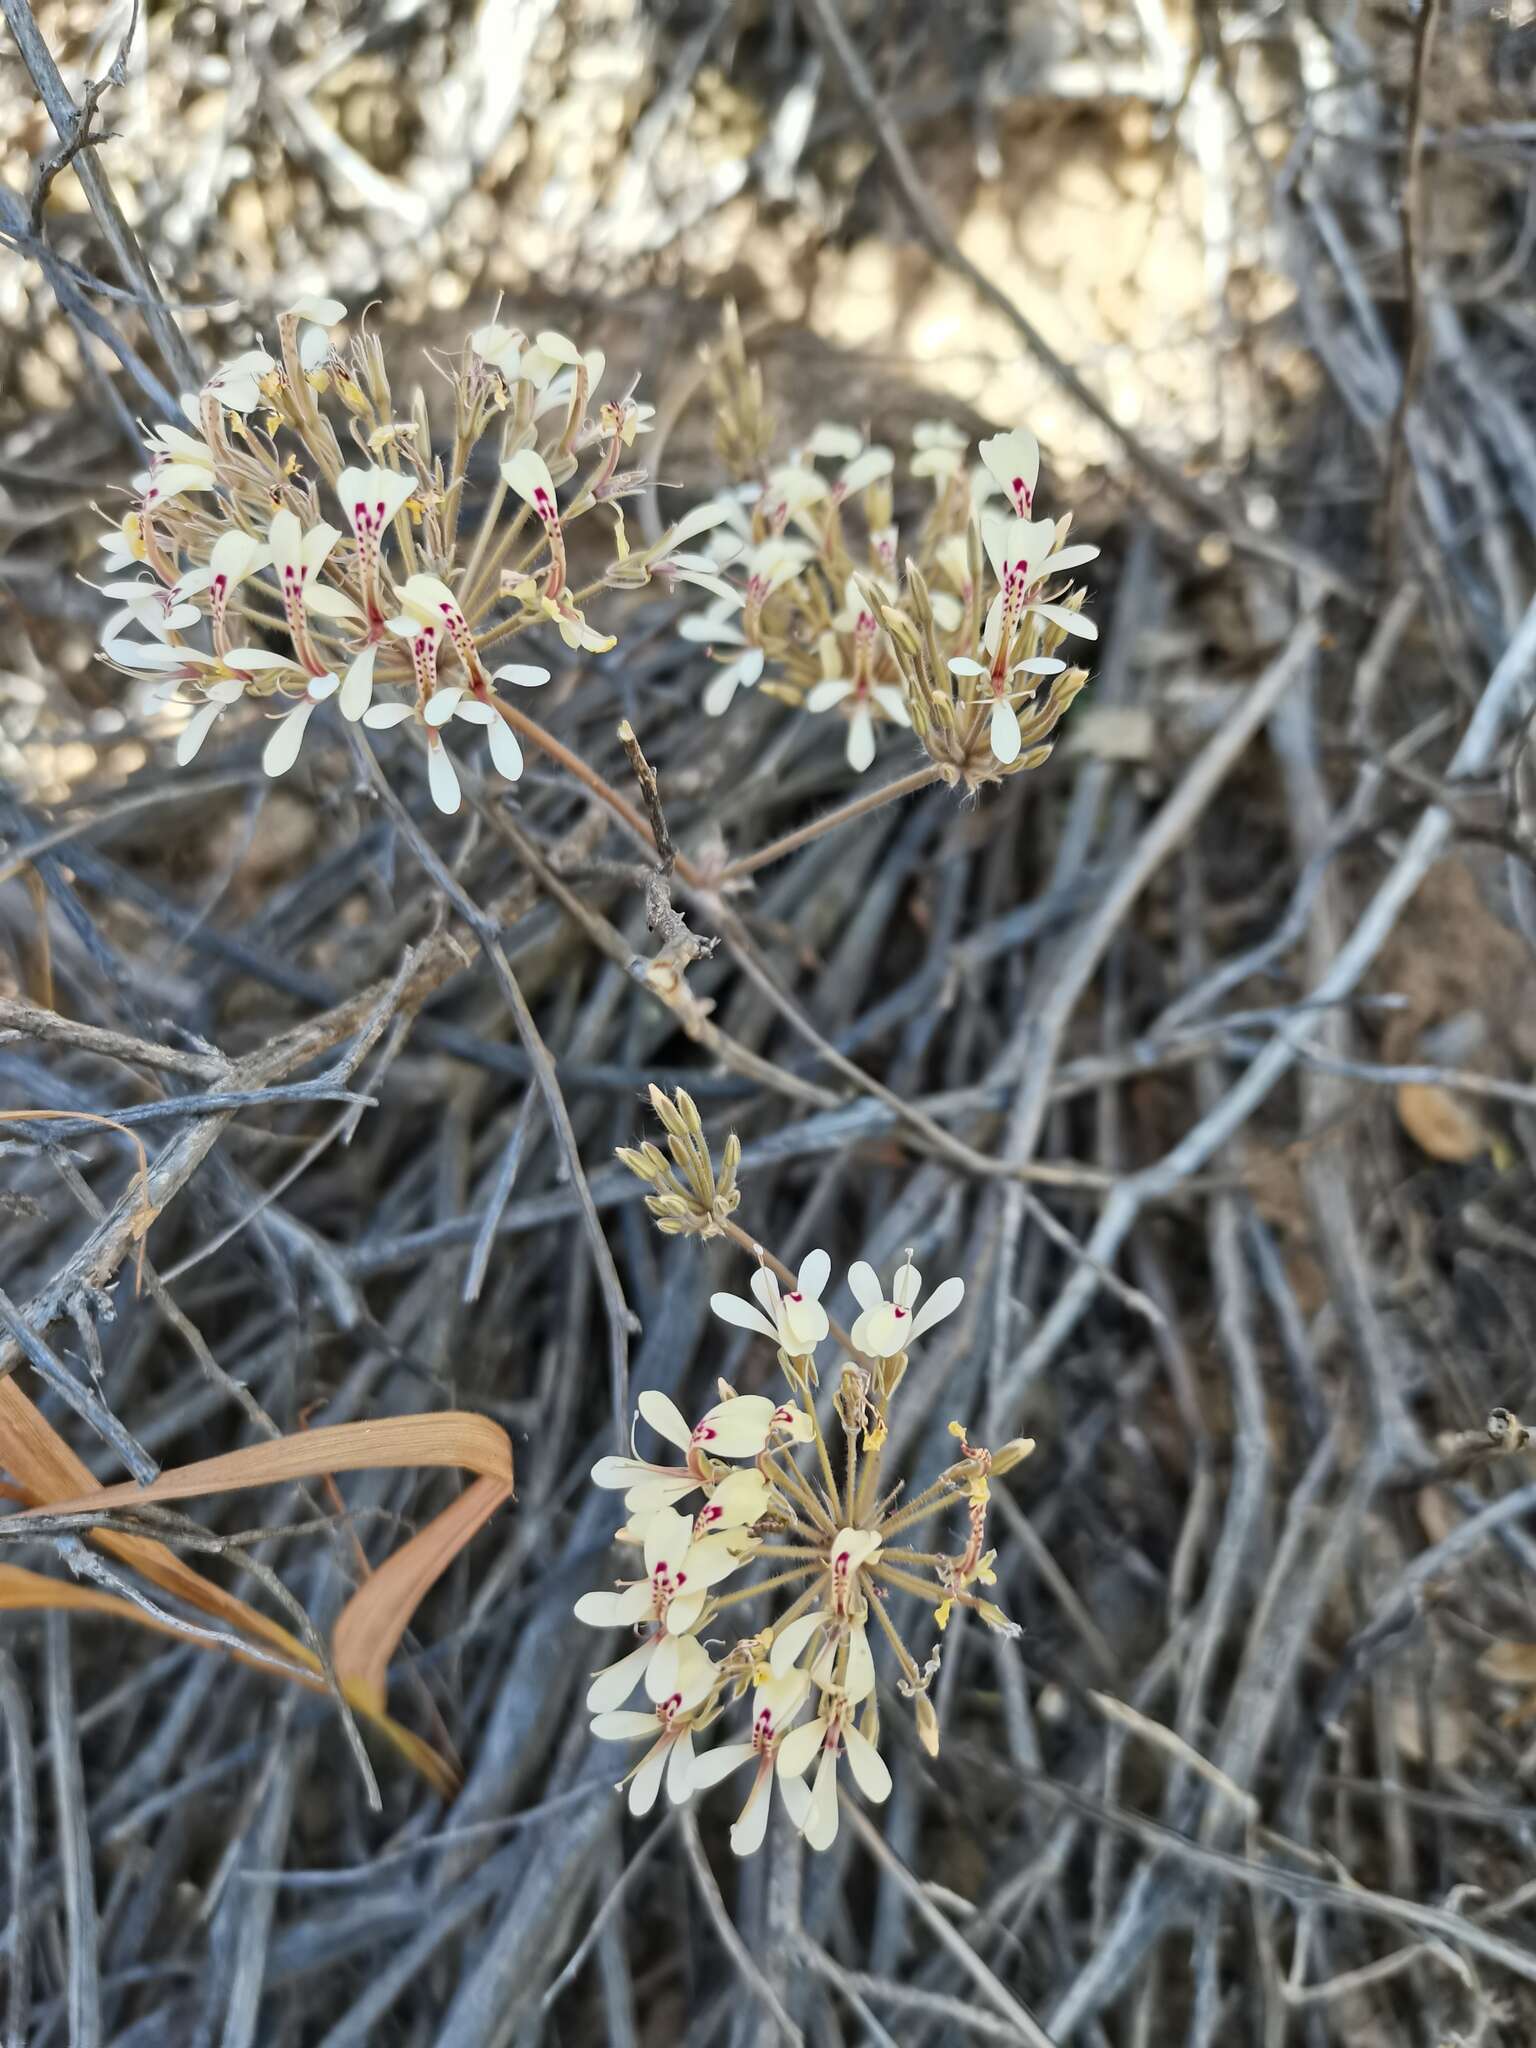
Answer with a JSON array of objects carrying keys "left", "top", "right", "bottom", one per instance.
[{"left": 3, "top": 1380, "right": 513, "bottom": 1790}]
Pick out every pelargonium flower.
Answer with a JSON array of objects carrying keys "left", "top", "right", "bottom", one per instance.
[
  {"left": 775, "top": 1619, "right": 890, "bottom": 1851},
  {"left": 584, "top": 1142, "right": 1040, "bottom": 1860},
  {"left": 689, "top": 1666, "right": 811, "bottom": 1855},
  {"left": 90, "top": 298, "right": 685, "bottom": 812},
  {"left": 677, "top": 310, "right": 1100, "bottom": 793},
  {"left": 710, "top": 1251, "right": 831, "bottom": 1355},
  {"left": 590, "top": 1635, "right": 718, "bottom": 1815},
  {"left": 574, "top": 1501, "right": 751, "bottom": 1640},
  {"left": 848, "top": 1251, "right": 964, "bottom": 1359}
]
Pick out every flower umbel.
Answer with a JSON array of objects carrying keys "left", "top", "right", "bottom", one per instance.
[
  {"left": 579, "top": 1093, "right": 1036, "bottom": 1856},
  {"left": 94, "top": 298, "right": 683, "bottom": 813},
  {"left": 679, "top": 312, "right": 1100, "bottom": 789}
]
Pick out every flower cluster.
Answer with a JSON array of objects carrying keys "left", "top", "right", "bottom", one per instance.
[
  {"left": 680, "top": 318, "right": 1100, "bottom": 787},
  {"left": 93, "top": 297, "right": 725, "bottom": 813},
  {"left": 576, "top": 1243, "right": 1034, "bottom": 1853}
]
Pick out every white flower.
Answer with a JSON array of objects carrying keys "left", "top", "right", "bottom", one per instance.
[
  {"left": 99, "top": 578, "right": 201, "bottom": 642},
  {"left": 762, "top": 463, "right": 828, "bottom": 530},
  {"left": 573, "top": 1502, "right": 748, "bottom": 1639},
  {"left": 591, "top": 1388, "right": 791, "bottom": 1515},
  {"left": 806, "top": 422, "right": 864, "bottom": 463},
  {"left": 470, "top": 321, "right": 526, "bottom": 379},
  {"left": 286, "top": 295, "right": 347, "bottom": 372},
  {"left": 911, "top": 419, "right": 968, "bottom": 481},
  {"left": 981, "top": 515, "right": 1100, "bottom": 651},
  {"left": 590, "top": 1635, "right": 718, "bottom": 1815},
  {"left": 336, "top": 465, "right": 415, "bottom": 628},
  {"left": 176, "top": 528, "right": 271, "bottom": 650},
  {"left": 261, "top": 671, "right": 340, "bottom": 778},
  {"left": 518, "top": 329, "right": 583, "bottom": 392},
  {"left": 391, "top": 572, "right": 491, "bottom": 691},
  {"left": 774, "top": 1631, "right": 890, "bottom": 1850},
  {"left": 204, "top": 349, "right": 275, "bottom": 415},
  {"left": 977, "top": 428, "right": 1040, "bottom": 518},
  {"left": 270, "top": 507, "right": 360, "bottom": 676},
  {"left": 138, "top": 423, "right": 219, "bottom": 512},
  {"left": 501, "top": 448, "right": 568, "bottom": 598},
  {"left": 703, "top": 645, "right": 766, "bottom": 718},
  {"left": 835, "top": 444, "right": 894, "bottom": 499},
  {"left": 690, "top": 1667, "right": 811, "bottom": 1854},
  {"left": 96, "top": 513, "right": 146, "bottom": 574},
  {"left": 744, "top": 535, "right": 811, "bottom": 614},
  {"left": 710, "top": 1250, "right": 831, "bottom": 1355},
  {"left": 422, "top": 683, "right": 533, "bottom": 785},
  {"left": 848, "top": 1252, "right": 964, "bottom": 1358},
  {"left": 804, "top": 675, "right": 908, "bottom": 773},
  {"left": 946, "top": 653, "right": 1067, "bottom": 765}
]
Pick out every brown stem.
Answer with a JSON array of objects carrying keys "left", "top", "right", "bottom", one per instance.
[{"left": 716, "top": 763, "right": 942, "bottom": 884}]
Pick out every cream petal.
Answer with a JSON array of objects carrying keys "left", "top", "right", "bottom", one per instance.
[
  {"left": 665, "top": 1590, "right": 707, "bottom": 1635},
  {"left": 427, "top": 740, "right": 462, "bottom": 815},
  {"left": 1029, "top": 600, "right": 1097, "bottom": 639},
  {"left": 910, "top": 1276, "right": 964, "bottom": 1340},
  {"left": 693, "top": 1395, "right": 776, "bottom": 1458},
  {"left": 805, "top": 679, "right": 853, "bottom": 713},
  {"left": 637, "top": 1390, "right": 692, "bottom": 1453},
  {"left": 362, "top": 702, "right": 415, "bottom": 729},
  {"left": 691, "top": 1740, "right": 755, "bottom": 1791},
  {"left": 775, "top": 1717, "right": 826, "bottom": 1780},
  {"left": 492, "top": 664, "right": 550, "bottom": 688},
  {"left": 846, "top": 706, "right": 876, "bottom": 773},
  {"left": 709, "top": 1290, "right": 781, "bottom": 1344},
  {"left": 339, "top": 647, "right": 377, "bottom": 722},
  {"left": 174, "top": 702, "right": 223, "bottom": 765},
  {"left": 803, "top": 1747, "right": 841, "bottom": 1849},
  {"left": 592, "top": 1455, "right": 652, "bottom": 1491},
  {"left": 305, "top": 585, "right": 362, "bottom": 621},
  {"left": 484, "top": 716, "right": 524, "bottom": 781},
  {"left": 846, "top": 1261, "right": 884, "bottom": 1314},
  {"left": 586, "top": 1636, "right": 657, "bottom": 1712},
  {"left": 839, "top": 446, "right": 894, "bottom": 495},
  {"left": 991, "top": 697, "right": 1022, "bottom": 764},
  {"left": 575, "top": 1584, "right": 650, "bottom": 1628},
  {"left": 843, "top": 1623, "right": 876, "bottom": 1703},
  {"left": 769, "top": 1612, "right": 823, "bottom": 1678},
  {"left": 730, "top": 1773, "right": 773, "bottom": 1856},
  {"left": 779, "top": 1773, "right": 812, "bottom": 1835},
  {"left": 501, "top": 448, "right": 557, "bottom": 510},
  {"left": 289, "top": 294, "right": 346, "bottom": 325},
  {"left": 643, "top": 1505, "right": 692, "bottom": 1578},
  {"left": 423, "top": 687, "right": 465, "bottom": 727},
  {"left": 844, "top": 1724, "right": 892, "bottom": 1802},
  {"left": 261, "top": 701, "right": 315, "bottom": 777},
  {"left": 590, "top": 1709, "right": 660, "bottom": 1742},
  {"left": 978, "top": 428, "right": 1040, "bottom": 515},
  {"left": 796, "top": 1249, "right": 830, "bottom": 1302},
  {"left": 850, "top": 1304, "right": 904, "bottom": 1359},
  {"left": 627, "top": 1738, "right": 669, "bottom": 1816},
  {"left": 666, "top": 1729, "right": 697, "bottom": 1803}
]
